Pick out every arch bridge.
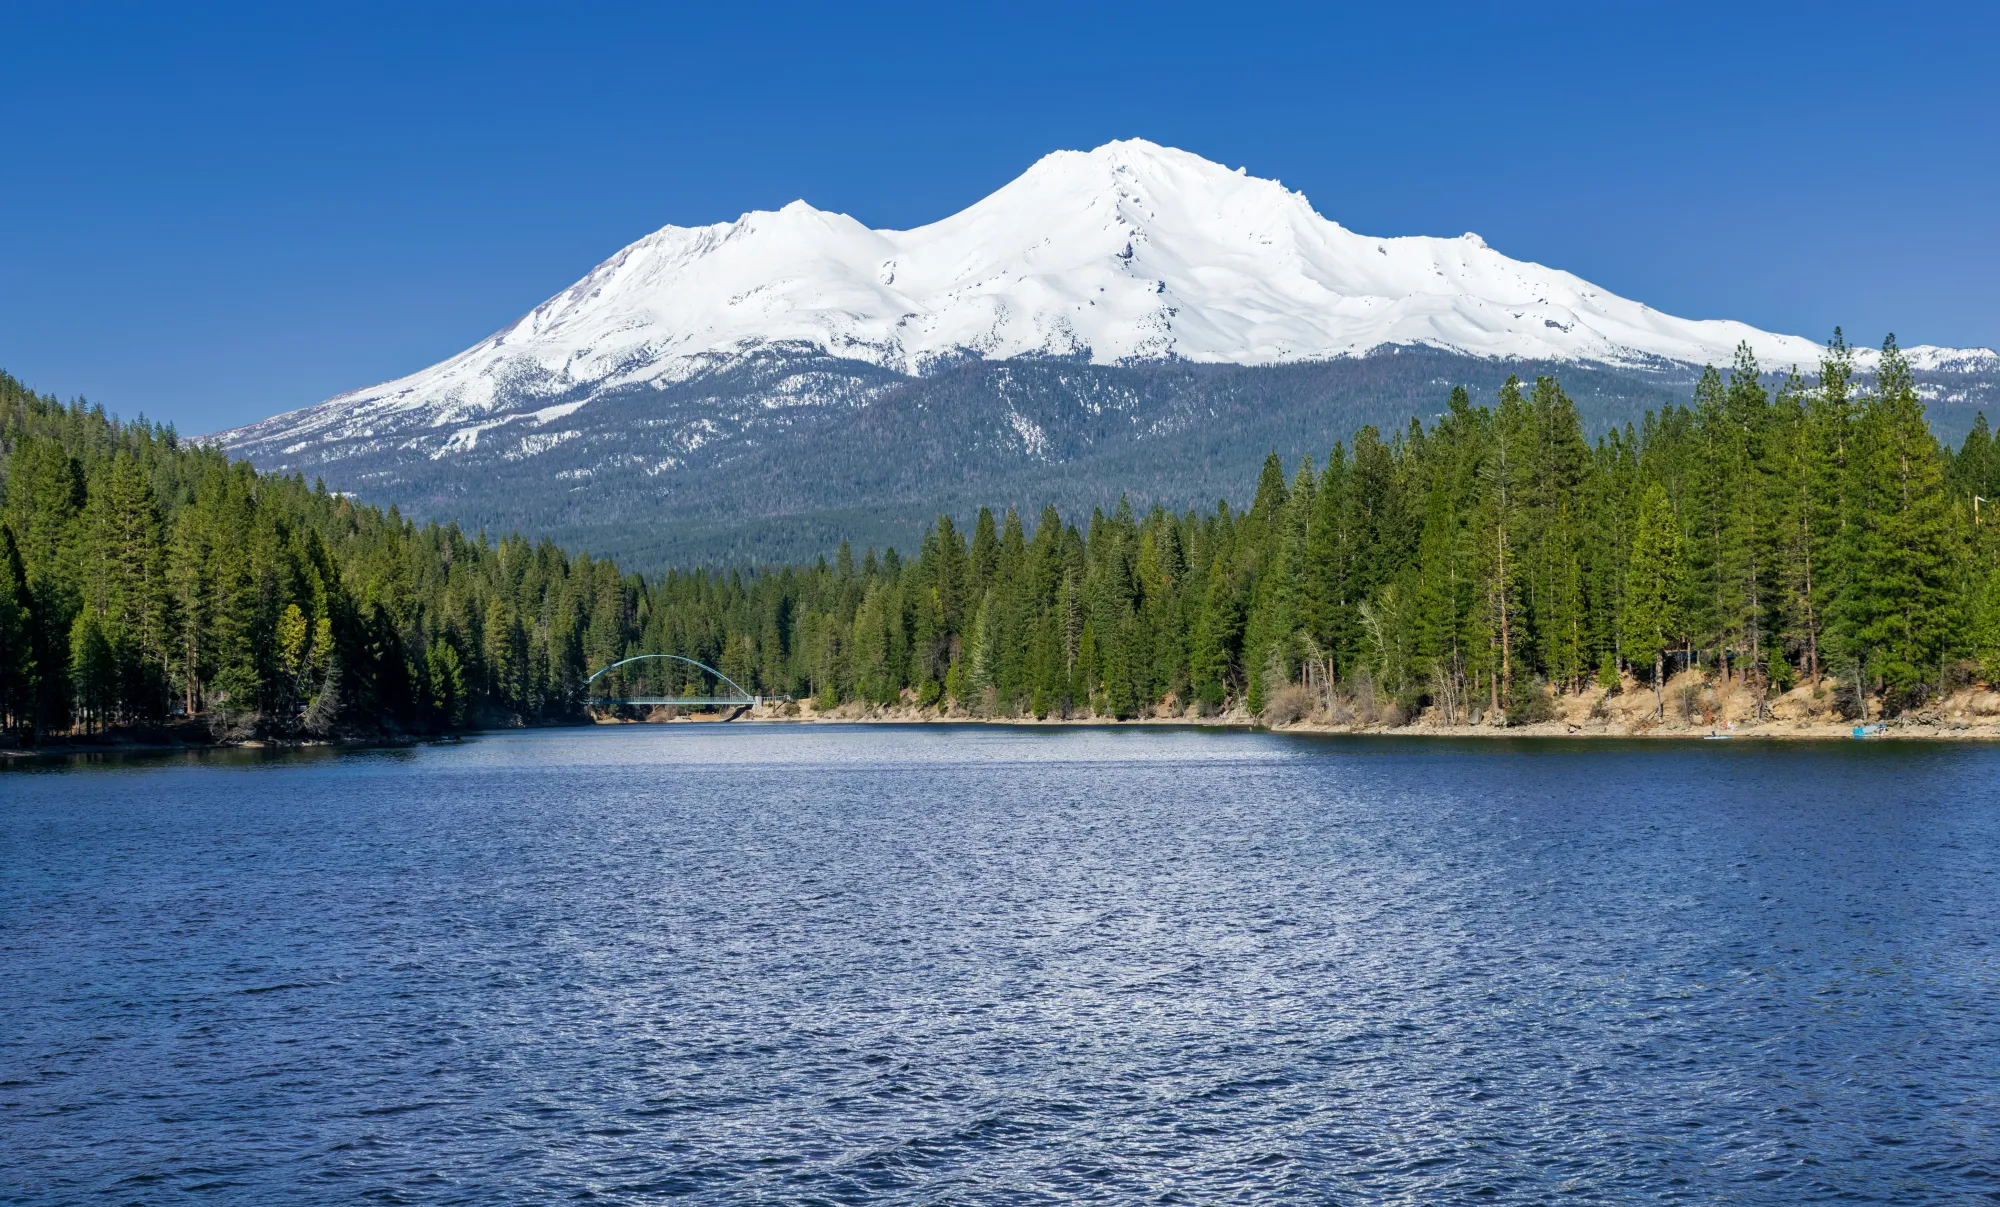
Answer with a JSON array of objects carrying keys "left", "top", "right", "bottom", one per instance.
[{"left": 585, "top": 654, "right": 761, "bottom": 715}]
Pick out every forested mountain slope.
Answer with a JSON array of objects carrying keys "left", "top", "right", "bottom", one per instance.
[
  {"left": 7, "top": 333, "right": 2000, "bottom": 742},
  {"left": 1, "top": 372, "right": 630, "bottom": 738}
]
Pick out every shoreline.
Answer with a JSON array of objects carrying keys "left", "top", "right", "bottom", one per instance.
[
  {"left": 703, "top": 669, "right": 2000, "bottom": 741},
  {"left": 743, "top": 712, "right": 2000, "bottom": 742},
  {"left": 11, "top": 700, "right": 1999, "bottom": 762},
  {"left": 614, "top": 691, "right": 2000, "bottom": 742},
  {"left": 0, "top": 734, "right": 418, "bottom": 763}
]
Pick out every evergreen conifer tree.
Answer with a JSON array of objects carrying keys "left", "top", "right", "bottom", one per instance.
[
  {"left": 1843, "top": 337, "right": 1960, "bottom": 704},
  {"left": 1626, "top": 482, "right": 1687, "bottom": 718}
]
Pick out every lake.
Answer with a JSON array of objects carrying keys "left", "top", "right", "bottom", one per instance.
[{"left": 4, "top": 726, "right": 1997, "bottom": 1204}]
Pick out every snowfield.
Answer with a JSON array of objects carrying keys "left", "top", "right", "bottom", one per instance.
[{"left": 221, "top": 138, "right": 1992, "bottom": 455}]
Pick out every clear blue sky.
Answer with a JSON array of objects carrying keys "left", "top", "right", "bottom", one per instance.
[{"left": 4, "top": 1, "right": 1995, "bottom": 435}]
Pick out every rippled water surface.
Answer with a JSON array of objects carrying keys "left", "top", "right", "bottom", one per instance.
[{"left": 5, "top": 726, "right": 1999, "bottom": 1204}]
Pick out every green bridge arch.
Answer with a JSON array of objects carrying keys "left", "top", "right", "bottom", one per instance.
[{"left": 585, "top": 654, "right": 756, "bottom": 706}]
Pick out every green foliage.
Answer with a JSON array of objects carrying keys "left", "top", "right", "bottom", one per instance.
[
  {"left": 1505, "top": 676, "right": 1555, "bottom": 726},
  {"left": 1836, "top": 338, "right": 1961, "bottom": 704},
  {"left": 4, "top": 329, "right": 1987, "bottom": 738},
  {"left": 1625, "top": 482, "right": 1687, "bottom": 684},
  {"left": 0, "top": 373, "right": 617, "bottom": 737}
]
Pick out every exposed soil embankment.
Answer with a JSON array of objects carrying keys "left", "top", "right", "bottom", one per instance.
[
  {"left": 1275, "top": 673, "right": 2000, "bottom": 740},
  {"left": 27, "top": 675, "right": 1994, "bottom": 758},
  {"left": 626, "top": 674, "right": 2000, "bottom": 741}
]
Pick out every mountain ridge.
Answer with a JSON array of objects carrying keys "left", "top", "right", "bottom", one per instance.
[
  {"left": 216, "top": 139, "right": 1999, "bottom": 570},
  {"left": 222, "top": 139, "right": 1993, "bottom": 452}
]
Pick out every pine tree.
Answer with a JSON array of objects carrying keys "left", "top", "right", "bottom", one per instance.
[
  {"left": 1521, "top": 376, "right": 1592, "bottom": 681},
  {"left": 1799, "top": 332, "right": 1859, "bottom": 685},
  {"left": 83, "top": 452, "right": 171, "bottom": 718},
  {"left": 1299, "top": 442, "right": 1349, "bottom": 676},
  {"left": 166, "top": 507, "right": 210, "bottom": 715},
  {"left": 1409, "top": 391, "right": 1483, "bottom": 716},
  {"left": 69, "top": 610, "right": 116, "bottom": 732},
  {"left": 0, "top": 524, "right": 36, "bottom": 732},
  {"left": 1242, "top": 454, "right": 1310, "bottom": 712},
  {"left": 1340, "top": 427, "right": 1404, "bottom": 677},
  {"left": 1626, "top": 482, "right": 1686, "bottom": 719},
  {"left": 4, "top": 436, "right": 85, "bottom": 730},
  {"left": 206, "top": 503, "right": 262, "bottom": 714},
  {"left": 1140, "top": 514, "right": 1188, "bottom": 703},
  {"left": 1952, "top": 414, "right": 1994, "bottom": 505},
  {"left": 426, "top": 641, "right": 467, "bottom": 728},
  {"left": 1541, "top": 493, "right": 1588, "bottom": 689},
  {"left": 1844, "top": 337, "right": 1960, "bottom": 706},
  {"left": 1713, "top": 344, "right": 1776, "bottom": 682},
  {"left": 1190, "top": 512, "right": 1242, "bottom": 709},
  {"left": 1474, "top": 378, "right": 1530, "bottom": 709}
]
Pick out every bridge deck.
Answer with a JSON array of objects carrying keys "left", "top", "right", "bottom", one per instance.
[{"left": 595, "top": 698, "right": 755, "bottom": 707}]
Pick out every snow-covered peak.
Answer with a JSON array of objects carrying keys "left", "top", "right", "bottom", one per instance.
[{"left": 234, "top": 139, "right": 1994, "bottom": 438}]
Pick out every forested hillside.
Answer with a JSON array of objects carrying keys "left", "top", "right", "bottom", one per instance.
[
  {"left": 5, "top": 332, "right": 1998, "bottom": 742},
  {"left": 223, "top": 344, "right": 2000, "bottom": 573},
  {"left": 0, "top": 372, "right": 634, "bottom": 738}
]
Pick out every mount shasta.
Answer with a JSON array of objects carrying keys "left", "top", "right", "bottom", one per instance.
[{"left": 220, "top": 139, "right": 1999, "bottom": 569}]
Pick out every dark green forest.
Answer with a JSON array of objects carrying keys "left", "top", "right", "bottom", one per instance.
[{"left": 5, "top": 332, "right": 2000, "bottom": 742}]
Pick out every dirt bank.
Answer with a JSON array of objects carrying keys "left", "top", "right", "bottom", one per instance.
[{"left": 680, "top": 674, "right": 2000, "bottom": 741}]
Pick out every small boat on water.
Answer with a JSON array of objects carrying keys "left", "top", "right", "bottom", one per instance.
[{"left": 1852, "top": 722, "right": 1888, "bottom": 738}]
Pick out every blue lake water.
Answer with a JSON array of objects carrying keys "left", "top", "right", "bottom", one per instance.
[{"left": 3, "top": 726, "right": 1998, "bottom": 1204}]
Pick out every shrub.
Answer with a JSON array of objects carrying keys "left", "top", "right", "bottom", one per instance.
[
  {"left": 1350, "top": 671, "right": 1379, "bottom": 725},
  {"left": 1395, "top": 690, "right": 1423, "bottom": 722},
  {"left": 1765, "top": 648, "right": 1796, "bottom": 693},
  {"left": 1261, "top": 683, "right": 1314, "bottom": 727},
  {"left": 1505, "top": 677, "right": 1555, "bottom": 726}
]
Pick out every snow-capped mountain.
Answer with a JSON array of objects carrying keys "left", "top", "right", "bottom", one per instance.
[{"left": 218, "top": 139, "right": 1998, "bottom": 569}]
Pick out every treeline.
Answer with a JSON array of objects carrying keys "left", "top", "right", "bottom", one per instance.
[
  {"left": 658, "top": 332, "right": 1991, "bottom": 723},
  {"left": 5, "top": 332, "right": 1999, "bottom": 740},
  {"left": 0, "top": 371, "right": 642, "bottom": 738}
]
